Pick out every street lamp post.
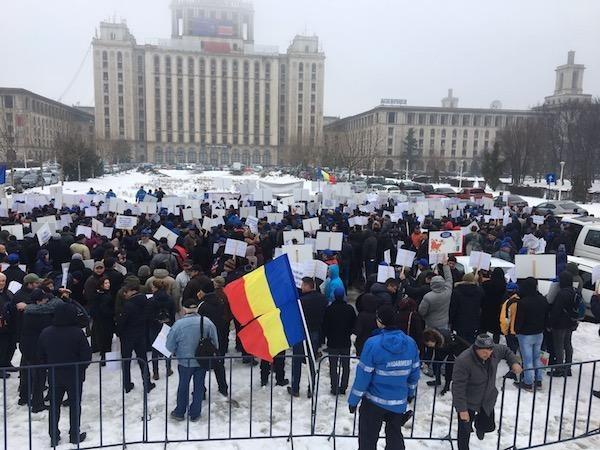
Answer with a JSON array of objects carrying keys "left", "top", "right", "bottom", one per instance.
[
  {"left": 558, "top": 161, "right": 565, "bottom": 201},
  {"left": 405, "top": 159, "right": 409, "bottom": 180},
  {"left": 458, "top": 160, "right": 464, "bottom": 189}
]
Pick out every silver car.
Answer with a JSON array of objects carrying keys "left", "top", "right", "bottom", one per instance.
[{"left": 534, "top": 200, "right": 588, "bottom": 216}]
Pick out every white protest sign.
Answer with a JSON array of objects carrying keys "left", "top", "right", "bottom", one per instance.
[
  {"left": 266, "top": 213, "right": 284, "bottom": 224},
  {"left": 75, "top": 225, "right": 92, "bottom": 239},
  {"left": 115, "top": 215, "right": 138, "bottom": 230},
  {"left": 428, "top": 231, "right": 463, "bottom": 255},
  {"left": 283, "top": 229, "right": 305, "bottom": 245},
  {"left": 240, "top": 207, "right": 256, "bottom": 219},
  {"left": 2, "top": 225, "right": 24, "bottom": 240},
  {"left": 245, "top": 216, "right": 259, "bottom": 233},
  {"left": 469, "top": 251, "right": 492, "bottom": 271},
  {"left": 592, "top": 266, "right": 600, "bottom": 285},
  {"left": 152, "top": 324, "right": 172, "bottom": 358},
  {"left": 225, "top": 239, "right": 248, "bottom": 257},
  {"left": 282, "top": 244, "right": 313, "bottom": 263},
  {"left": 31, "top": 221, "right": 56, "bottom": 235},
  {"left": 99, "top": 226, "right": 114, "bottom": 239},
  {"left": 85, "top": 206, "right": 98, "bottom": 217},
  {"left": 36, "top": 223, "right": 52, "bottom": 246},
  {"left": 154, "top": 225, "right": 178, "bottom": 248},
  {"left": 396, "top": 249, "right": 416, "bottom": 268},
  {"left": 139, "top": 202, "right": 158, "bottom": 215},
  {"left": 61, "top": 262, "right": 70, "bottom": 288},
  {"left": 314, "top": 260, "right": 329, "bottom": 280},
  {"left": 302, "top": 217, "right": 320, "bottom": 233},
  {"left": 8, "top": 281, "right": 22, "bottom": 294},
  {"left": 532, "top": 215, "right": 545, "bottom": 225},
  {"left": 91, "top": 218, "right": 103, "bottom": 233},
  {"left": 377, "top": 265, "right": 396, "bottom": 283},
  {"left": 315, "top": 232, "right": 343, "bottom": 252},
  {"left": 515, "top": 254, "right": 556, "bottom": 279}
]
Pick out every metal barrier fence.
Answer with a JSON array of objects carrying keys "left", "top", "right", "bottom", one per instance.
[{"left": 1, "top": 355, "right": 599, "bottom": 449}]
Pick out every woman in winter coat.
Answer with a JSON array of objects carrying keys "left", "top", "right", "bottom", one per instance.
[
  {"left": 548, "top": 271, "right": 576, "bottom": 377},
  {"left": 323, "top": 264, "right": 345, "bottom": 303},
  {"left": 480, "top": 267, "right": 507, "bottom": 342},
  {"left": 353, "top": 293, "right": 378, "bottom": 356},
  {"left": 395, "top": 296, "right": 425, "bottom": 356},
  {"left": 90, "top": 277, "right": 115, "bottom": 361},
  {"left": 423, "top": 328, "right": 470, "bottom": 394},
  {"left": 449, "top": 272, "right": 484, "bottom": 344},
  {"left": 148, "top": 278, "right": 175, "bottom": 380}
]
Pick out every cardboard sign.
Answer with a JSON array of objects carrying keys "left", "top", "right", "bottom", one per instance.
[
  {"left": 469, "top": 251, "right": 492, "bottom": 271},
  {"left": 283, "top": 229, "right": 305, "bottom": 245},
  {"left": 115, "top": 215, "right": 138, "bottom": 230},
  {"left": 36, "top": 223, "right": 52, "bottom": 246},
  {"left": 75, "top": 225, "right": 92, "bottom": 239},
  {"left": 85, "top": 206, "right": 98, "bottom": 217},
  {"left": 154, "top": 225, "right": 178, "bottom": 248},
  {"left": 224, "top": 239, "right": 248, "bottom": 257},
  {"left": 151, "top": 324, "right": 172, "bottom": 358},
  {"left": 396, "top": 249, "right": 416, "bottom": 268},
  {"left": 302, "top": 217, "right": 320, "bottom": 233},
  {"left": 2, "top": 224, "right": 24, "bottom": 240},
  {"left": 592, "top": 266, "right": 600, "bottom": 285},
  {"left": 282, "top": 244, "right": 313, "bottom": 263},
  {"left": 315, "top": 232, "right": 343, "bottom": 252},
  {"left": 428, "top": 231, "right": 463, "bottom": 255},
  {"left": 515, "top": 254, "right": 556, "bottom": 279},
  {"left": 377, "top": 265, "right": 396, "bottom": 283},
  {"left": 245, "top": 216, "right": 259, "bottom": 233}
]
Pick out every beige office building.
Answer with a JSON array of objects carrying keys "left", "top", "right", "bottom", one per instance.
[
  {"left": 325, "top": 51, "right": 592, "bottom": 175},
  {"left": 0, "top": 88, "right": 94, "bottom": 165},
  {"left": 92, "top": 0, "right": 325, "bottom": 166}
]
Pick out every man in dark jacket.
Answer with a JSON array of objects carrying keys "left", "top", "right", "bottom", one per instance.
[
  {"left": 117, "top": 281, "right": 155, "bottom": 394},
  {"left": 548, "top": 271, "right": 576, "bottom": 377},
  {"left": 449, "top": 273, "right": 484, "bottom": 344},
  {"left": 196, "top": 280, "right": 229, "bottom": 396},
  {"left": 38, "top": 303, "right": 92, "bottom": 446},
  {"left": 4, "top": 253, "right": 26, "bottom": 285},
  {"left": 353, "top": 293, "right": 379, "bottom": 356},
  {"left": 288, "top": 277, "right": 328, "bottom": 398},
  {"left": 369, "top": 277, "right": 399, "bottom": 305},
  {"left": 514, "top": 277, "right": 547, "bottom": 390},
  {"left": 322, "top": 287, "right": 356, "bottom": 395},
  {"left": 452, "top": 334, "right": 522, "bottom": 450},
  {"left": 0, "top": 273, "right": 15, "bottom": 377},
  {"left": 400, "top": 270, "right": 433, "bottom": 304},
  {"left": 46, "top": 234, "right": 71, "bottom": 271},
  {"left": 103, "top": 257, "right": 125, "bottom": 297},
  {"left": 83, "top": 261, "right": 105, "bottom": 307}
]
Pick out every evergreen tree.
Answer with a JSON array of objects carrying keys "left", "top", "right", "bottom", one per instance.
[
  {"left": 481, "top": 142, "right": 504, "bottom": 190},
  {"left": 403, "top": 128, "right": 418, "bottom": 171}
]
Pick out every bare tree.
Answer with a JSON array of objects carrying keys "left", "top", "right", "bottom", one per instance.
[
  {"left": 497, "top": 116, "right": 545, "bottom": 185},
  {"left": 324, "top": 126, "right": 385, "bottom": 176}
]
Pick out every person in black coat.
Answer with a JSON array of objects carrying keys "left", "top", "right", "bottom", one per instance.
[
  {"left": 449, "top": 273, "right": 484, "bottom": 344},
  {"left": 148, "top": 279, "right": 176, "bottom": 380},
  {"left": 90, "top": 277, "right": 114, "bottom": 360},
  {"left": 4, "top": 253, "right": 26, "bottom": 286},
  {"left": 46, "top": 234, "right": 71, "bottom": 271},
  {"left": 103, "top": 257, "right": 124, "bottom": 298},
  {"left": 196, "top": 279, "right": 229, "bottom": 396},
  {"left": 18, "top": 289, "right": 62, "bottom": 412},
  {"left": 0, "top": 273, "right": 15, "bottom": 377},
  {"left": 423, "top": 328, "right": 470, "bottom": 394},
  {"left": 38, "top": 303, "right": 92, "bottom": 446},
  {"left": 548, "top": 271, "right": 576, "bottom": 376},
  {"left": 399, "top": 270, "right": 433, "bottom": 304},
  {"left": 116, "top": 281, "right": 155, "bottom": 394},
  {"left": 480, "top": 268, "right": 507, "bottom": 342},
  {"left": 354, "top": 293, "right": 379, "bottom": 356},
  {"left": 288, "top": 277, "right": 328, "bottom": 397},
  {"left": 322, "top": 287, "right": 357, "bottom": 395}
]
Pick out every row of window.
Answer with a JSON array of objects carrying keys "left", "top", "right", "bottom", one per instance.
[{"left": 153, "top": 147, "right": 272, "bottom": 166}]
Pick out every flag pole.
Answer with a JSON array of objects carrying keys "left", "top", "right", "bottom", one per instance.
[{"left": 297, "top": 298, "right": 317, "bottom": 396}]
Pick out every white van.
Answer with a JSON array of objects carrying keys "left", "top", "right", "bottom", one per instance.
[{"left": 562, "top": 216, "right": 600, "bottom": 260}]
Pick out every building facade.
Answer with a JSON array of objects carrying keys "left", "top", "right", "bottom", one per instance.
[
  {"left": 92, "top": 0, "right": 325, "bottom": 166},
  {"left": 0, "top": 88, "right": 94, "bottom": 165},
  {"left": 325, "top": 51, "right": 592, "bottom": 175}
]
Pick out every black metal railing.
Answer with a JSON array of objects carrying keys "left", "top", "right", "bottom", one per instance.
[{"left": 1, "top": 355, "right": 599, "bottom": 449}]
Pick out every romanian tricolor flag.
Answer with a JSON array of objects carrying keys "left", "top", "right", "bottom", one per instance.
[{"left": 224, "top": 255, "right": 306, "bottom": 362}]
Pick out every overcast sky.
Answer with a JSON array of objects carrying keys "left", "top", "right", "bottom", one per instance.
[{"left": 1, "top": 0, "right": 599, "bottom": 117}]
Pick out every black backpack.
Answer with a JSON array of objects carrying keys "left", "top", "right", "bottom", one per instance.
[
  {"left": 195, "top": 316, "right": 217, "bottom": 369},
  {"left": 156, "top": 307, "right": 171, "bottom": 324}
]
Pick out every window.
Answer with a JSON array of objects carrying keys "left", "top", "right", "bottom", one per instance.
[
  {"left": 440, "top": 115, "right": 447, "bottom": 125},
  {"left": 430, "top": 129, "right": 435, "bottom": 137},
  {"left": 584, "top": 230, "right": 600, "bottom": 249},
  {"left": 406, "top": 113, "right": 413, "bottom": 125},
  {"left": 429, "top": 114, "right": 437, "bottom": 125},
  {"left": 462, "top": 115, "right": 470, "bottom": 126}
]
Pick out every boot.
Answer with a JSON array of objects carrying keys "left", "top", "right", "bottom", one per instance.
[{"left": 152, "top": 371, "right": 159, "bottom": 381}]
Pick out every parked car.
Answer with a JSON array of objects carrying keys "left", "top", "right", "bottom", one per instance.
[
  {"left": 42, "top": 173, "right": 59, "bottom": 185},
  {"left": 415, "top": 183, "right": 435, "bottom": 195},
  {"left": 351, "top": 180, "right": 367, "bottom": 193},
  {"left": 20, "top": 172, "right": 42, "bottom": 189},
  {"left": 457, "top": 188, "right": 493, "bottom": 200},
  {"left": 533, "top": 200, "right": 589, "bottom": 216},
  {"left": 398, "top": 180, "right": 420, "bottom": 190},
  {"left": 402, "top": 190, "right": 426, "bottom": 202},
  {"left": 494, "top": 195, "right": 528, "bottom": 208},
  {"left": 434, "top": 186, "right": 457, "bottom": 197},
  {"left": 369, "top": 183, "right": 385, "bottom": 192}
]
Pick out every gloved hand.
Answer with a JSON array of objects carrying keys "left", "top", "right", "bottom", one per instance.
[{"left": 349, "top": 404, "right": 357, "bottom": 414}]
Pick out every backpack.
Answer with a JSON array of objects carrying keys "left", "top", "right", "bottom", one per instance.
[
  {"left": 156, "top": 307, "right": 171, "bottom": 324},
  {"left": 195, "top": 316, "right": 217, "bottom": 369},
  {"left": 569, "top": 290, "right": 586, "bottom": 322}
]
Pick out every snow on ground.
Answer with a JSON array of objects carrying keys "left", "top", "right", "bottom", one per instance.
[{"left": 2, "top": 323, "right": 600, "bottom": 449}]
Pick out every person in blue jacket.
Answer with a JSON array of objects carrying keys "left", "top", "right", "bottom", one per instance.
[
  {"left": 348, "top": 304, "right": 420, "bottom": 450},
  {"left": 135, "top": 186, "right": 147, "bottom": 203},
  {"left": 323, "top": 264, "right": 345, "bottom": 303},
  {"left": 106, "top": 189, "right": 116, "bottom": 199}
]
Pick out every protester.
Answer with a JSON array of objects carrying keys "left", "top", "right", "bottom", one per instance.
[
  {"left": 548, "top": 271, "right": 577, "bottom": 376},
  {"left": 449, "top": 272, "right": 484, "bottom": 344},
  {"left": 418, "top": 259, "right": 453, "bottom": 331},
  {"left": 452, "top": 333, "right": 522, "bottom": 450}
]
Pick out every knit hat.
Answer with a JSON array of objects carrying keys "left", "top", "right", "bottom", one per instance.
[
  {"left": 94, "top": 261, "right": 105, "bottom": 269},
  {"left": 506, "top": 282, "right": 519, "bottom": 292},
  {"left": 213, "top": 276, "right": 226, "bottom": 289},
  {"left": 462, "top": 272, "right": 476, "bottom": 283},
  {"left": 200, "top": 280, "right": 215, "bottom": 294},
  {"left": 23, "top": 273, "right": 41, "bottom": 284},
  {"left": 474, "top": 334, "right": 494, "bottom": 349},
  {"left": 7, "top": 253, "right": 19, "bottom": 264},
  {"left": 137, "top": 265, "right": 151, "bottom": 278},
  {"left": 376, "top": 304, "right": 398, "bottom": 328},
  {"left": 71, "top": 253, "right": 83, "bottom": 261},
  {"left": 417, "top": 258, "right": 429, "bottom": 268}
]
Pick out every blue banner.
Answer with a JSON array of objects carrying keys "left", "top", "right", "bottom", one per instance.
[{"left": 0, "top": 165, "right": 6, "bottom": 185}]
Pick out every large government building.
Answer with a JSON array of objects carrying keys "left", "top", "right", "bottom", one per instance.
[
  {"left": 0, "top": 88, "right": 94, "bottom": 165},
  {"left": 324, "top": 51, "right": 592, "bottom": 175},
  {"left": 93, "top": 0, "right": 325, "bottom": 166}
]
